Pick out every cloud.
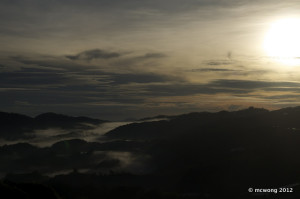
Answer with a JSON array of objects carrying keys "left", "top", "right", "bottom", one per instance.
[
  {"left": 209, "top": 79, "right": 300, "bottom": 90},
  {"left": 144, "top": 83, "right": 250, "bottom": 96},
  {"left": 189, "top": 63, "right": 271, "bottom": 76},
  {"left": 11, "top": 51, "right": 167, "bottom": 74},
  {"left": 2, "top": 53, "right": 176, "bottom": 88},
  {"left": 3, "top": 52, "right": 300, "bottom": 120},
  {"left": 110, "top": 73, "right": 178, "bottom": 84},
  {"left": 0, "top": 69, "right": 68, "bottom": 87},
  {"left": 142, "top": 79, "right": 300, "bottom": 97},
  {"left": 66, "top": 49, "right": 121, "bottom": 61},
  {"left": 11, "top": 56, "right": 84, "bottom": 71},
  {"left": 192, "top": 68, "right": 240, "bottom": 72},
  {"left": 204, "top": 60, "right": 232, "bottom": 66},
  {"left": 262, "top": 95, "right": 300, "bottom": 100},
  {"left": 140, "top": 53, "right": 166, "bottom": 59}
]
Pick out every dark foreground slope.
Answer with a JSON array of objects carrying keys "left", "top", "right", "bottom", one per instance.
[
  {"left": 104, "top": 107, "right": 300, "bottom": 197},
  {"left": 1, "top": 107, "right": 300, "bottom": 198}
]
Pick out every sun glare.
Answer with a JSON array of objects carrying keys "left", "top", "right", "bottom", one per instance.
[{"left": 264, "top": 18, "right": 300, "bottom": 65}]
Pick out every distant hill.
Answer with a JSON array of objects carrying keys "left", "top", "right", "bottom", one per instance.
[
  {"left": 104, "top": 106, "right": 300, "bottom": 195},
  {"left": 105, "top": 106, "right": 271, "bottom": 139},
  {"left": 0, "top": 112, "right": 108, "bottom": 140},
  {"left": 104, "top": 106, "right": 300, "bottom": 140},
  {"left": 0, "top": 138, "right": 145, "bottom": 176},
  {"left": 2, "top": 106, "right": 300, "bottom": 198},
  {"left": 138, "top": 114, "right": 173, "bottom": 121},
  {"left": 35, "top": 112, "right": 105, "bottom": 128}
]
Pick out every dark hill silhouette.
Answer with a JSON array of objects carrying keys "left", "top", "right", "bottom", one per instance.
[
  {"left": 0, "top": 142, "right": 38, "bottom": 155},
  {"left": 0, "top": 181, "right": 60, "bottom": 199},
  {"left": 5, "top": 171, "right": 49, "bottom": 183},
  {"left": 102, "top": 106, "right": 300, "bottom": 197},
  {"left": 103, "top": 107, "right": 287, "bottom": 140},
  {"left": 2, "top": 106, "right": 300, "bottom": 198},
  {"left": 0, "top": 112, "right": 35, "bottom": 140},
  {"left": 0, "top": 112, "right": 34, "bottom": 126},
  {"left": 138, "top": 114, "right": 172, "bottom": 121},
  {"left": 0, "top": 138, "right": 146, "bottom": 176},
  {"left": 0, "top": 111, "right": 107, "bottom": 140},
  {"left": 35, "top": 112, "right": 105, "bottom": 129}
]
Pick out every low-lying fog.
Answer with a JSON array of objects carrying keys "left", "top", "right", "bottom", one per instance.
[
  {"left": 0, "top": 121, "right": 131, "bottom": 147},
  {"left": 0, "top": 120, "right": 162, "bottom": 178}
]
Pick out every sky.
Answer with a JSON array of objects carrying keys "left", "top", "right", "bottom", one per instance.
[{"left": 1, "top": 0, "right": 300, "bottom": 120}]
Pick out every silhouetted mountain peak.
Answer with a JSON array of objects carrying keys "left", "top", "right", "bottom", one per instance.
[
  {"left": 273, "top": 106, "right": 300, "bottom": 114},
  {"left": 51, "top": 139, "right": 88, "bottom": 149},
  {"left": 0, "top": 111, "right": 108, "bottom": 140},
  {"left": 35, "top": 112, "right": 106, "bottom": 125},
  {"left": 233, "top": 106, "right": 269, "bottom": 116},
  {"left": 35, "top": 112, "right": 80, "bottom": 123},
  {"left": 35, "top": 112, "right": 68, "bottom": 119},
  {"left": 0, "top": 142, "right": 38, "bottom": 155},
  {"left": 139, "top": 115, "right": 171, "bottom": 121},
  {"left": 0, "top": 111, "right": 33, "bottom": 125}
]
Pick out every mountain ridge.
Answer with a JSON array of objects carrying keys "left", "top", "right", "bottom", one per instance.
[{"left": 0, "top": 111, "right": 108, "bottom": 140}]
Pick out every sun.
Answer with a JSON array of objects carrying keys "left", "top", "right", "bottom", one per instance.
[{"left": 263, "top": 18, "right": 300, "bottom": 65}]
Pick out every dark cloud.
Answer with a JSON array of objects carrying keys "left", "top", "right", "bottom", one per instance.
[
  {"left": 2, "top": 0, "right": 286, "bottom": 46},
  {"left": 205, "top": 60, "right": 232, "bottom": 66},
  {"left": 108, "top": 52, "right": 167, "bottom": 69},
  {"left": 140, "top": 53, "right": 166, "bottom": 59},
  {"left": 263, "top": 95, "right": 300, "bottom": 99},
  {"left": 209, "top": 79, "right": 300, "bottom": 90},
  {"left": 2, "top": 64, "right": 300, "bottom": 102},
  {"left": 66, "top": 49, "right": 121, "bottom": 61},
  {"left": 0, "top": 0, "right": 283, "bottom": 16},
  {"left": 2, "top": 53, "right": 300, "bottom": 120},
  {"left": 144, "top": 83, "right": 250, "bottom": 96},
  {"left": 142, "top": 79, "right": 300, "bottom": 97},
  {"left": 0, "top": 90, "right": 92, "bottom": 106},
  {"left": 190, "top": 68, "right": 271, "bottom": 77},
  {"left": 1, "top": 73, "right": 300, "bottom": 119},
  {"left": 0, "top": 0, "right": 296, "bottom": 44},
  {"left": 0, "top": 70, "right": 67, "bottom": 86},
  {"left": 11, "top": 56, "right": 83, "bottom": 71},
  {"left": 0, "top": 0, "right": 256, "bottom": 17},
  {"left": 192, "top": 68, "right": 239, "bottom": 72},
  {"left": 11, "top": 51, "right": 166, "bottom": 73},
  {"left": 16, "top": 67, "right": 63, "bottom": 73},
  {"left": 1, "top": 53, "right": 176, "bottom": 89},
  {"left": 11, "top": 56, "right": 45, "bottom": 66},
  {"left": 265, "top": 87, "right": 300, "bottom": 92},
  {"left": 2, "top": 0, "right": 300, "bottom": 120},
  {"left": 111, "top": 73, "right": 177, "bottom": 84},
  {"left": 0, "top": 64, "right": 182, "bottom": 112},
  {"left": 58, "top": 78, "right": 300, "bottom": 98}
]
